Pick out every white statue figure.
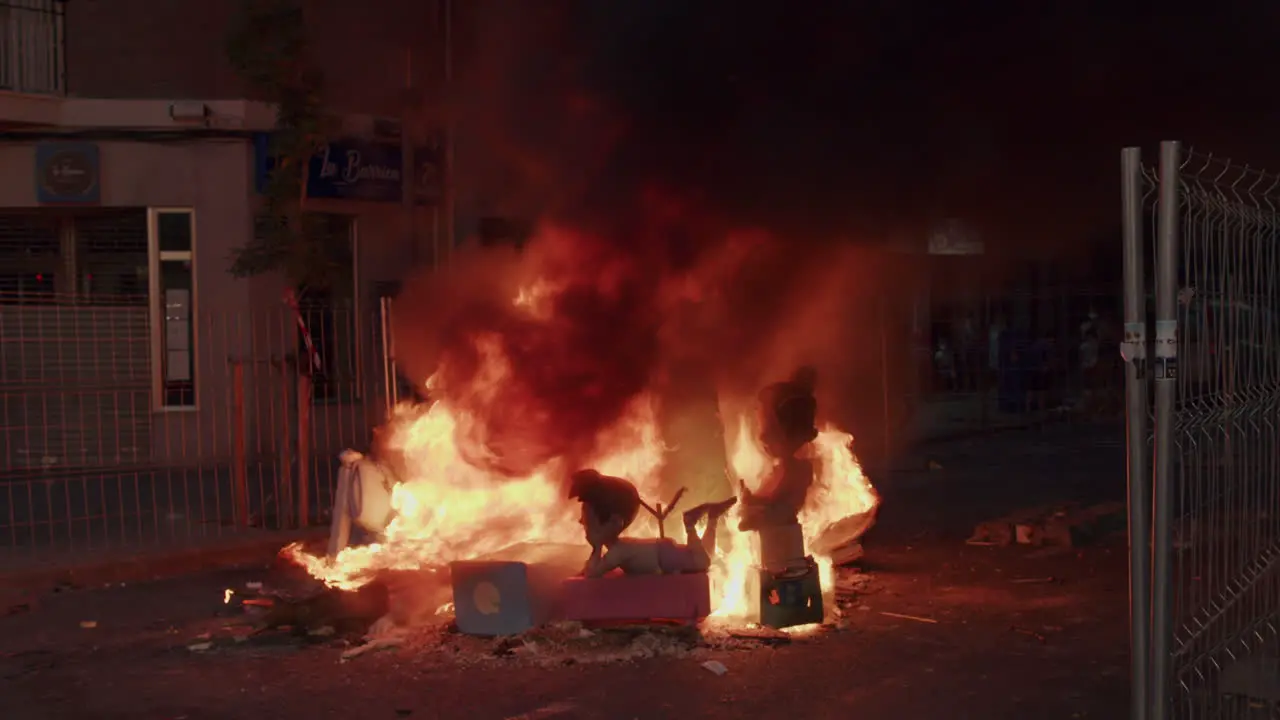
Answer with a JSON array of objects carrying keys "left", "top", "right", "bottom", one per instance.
[{"left": 326, "top": 427, "right": 404, "bottom": 558}]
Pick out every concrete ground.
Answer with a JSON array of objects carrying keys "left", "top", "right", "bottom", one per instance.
[{"left": 0, "top": 421, "right": 1133, "bottom": 720}]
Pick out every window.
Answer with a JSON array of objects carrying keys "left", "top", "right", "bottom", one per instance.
[{"left": 148, "top": 209, "right": 196, "bottom": 409}]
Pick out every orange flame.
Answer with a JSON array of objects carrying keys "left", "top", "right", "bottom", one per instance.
[
  {"left": 709, "top": 417, "right": 879, "bottom": 622},
  {"left": 285, "top": 283, "right": 879, "bottom": 625},
  {"left": 285, "top": 390, "right": 666, "bottom": 590}
]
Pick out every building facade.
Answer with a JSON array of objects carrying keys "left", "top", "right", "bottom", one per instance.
[{"left": 0, "top": 0, "right": 447, "bottom": 532}]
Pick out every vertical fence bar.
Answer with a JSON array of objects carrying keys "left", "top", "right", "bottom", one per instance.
[
  {"left": 0, "top": 296, "right": 384, "bottom": 561},
  {"left": 296, "top": 373, "right": 311, "bottom": 527},
  {"left": 1121, "top": 147, "right": 1151, "bottom": 720},
  {"left": 231, "top": 358, "right": 249, "bottom": 527},
  {"left": 380, "top": 296, "right": 393, "bottom": 416},
  {"left": 278, "top": 360, "right": 294, "bottom": 529},
  {"left": 381, "top": 296, "right": 399, "bottom": 411},
  {"left": 1150, "top": 140, "right": 1181, "bottom": 719}
]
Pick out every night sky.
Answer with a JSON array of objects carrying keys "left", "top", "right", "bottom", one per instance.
[{"left": 462, "top": 0, "right": 1280, "bottom": 255}]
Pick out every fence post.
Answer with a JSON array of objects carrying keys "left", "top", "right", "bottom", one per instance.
[
  {"left": 278, "top": 361, "right": 295, "bottom": 529},
  {"left": 1150, "top": 140, "right": 1181, "bottom": 719},
  {"left": 1120, "top": 146, "right": 1151, "bottom": 720},
  {"left": 381, "top": 296, "right": 399, "bottom": 412},
  {"left": 297, "top": 373, "right": 312, "bottom": 528},
  {"left": 231, "top": 359, "right": 250, "bottom": 527}
]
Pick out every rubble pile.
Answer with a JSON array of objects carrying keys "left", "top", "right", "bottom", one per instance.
[
  {"left": 967, "top": 501, "right": 1126, "bottom": 549},
  {"left": 192, "top": 566, "right": 879, "bottom": 666}
]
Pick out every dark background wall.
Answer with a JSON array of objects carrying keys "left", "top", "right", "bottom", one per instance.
[{"left": 64, "top": 0, "right": 444, "bottom": 117}]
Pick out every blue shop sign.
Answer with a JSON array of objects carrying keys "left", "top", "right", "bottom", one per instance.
[
  {"left": 253, "top": 134, "right": 441, "bottom": 204},
  {"left": 35, "top": 142, "right": 101, "bottom": 204}
]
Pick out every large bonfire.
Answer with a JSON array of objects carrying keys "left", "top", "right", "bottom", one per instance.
[{"left": 285, "top": 223, "right": 880, "bottom": 624}]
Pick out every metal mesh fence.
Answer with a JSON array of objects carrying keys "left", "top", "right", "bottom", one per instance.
[
  {"left": 0, "top": 294, "right": 390, "bottom": 567},
  {"left": 1126, "top": 142, "right": 1280, "bottom": 719}
]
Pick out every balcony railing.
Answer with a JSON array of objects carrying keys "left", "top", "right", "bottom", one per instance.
[{"left": 0, "top": 0, "right": 65, "bottom": 96}]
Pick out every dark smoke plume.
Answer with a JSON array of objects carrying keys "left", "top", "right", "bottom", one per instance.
[
  {"left": 393, "top": 1, "right": 902, "bottom": 477},
  {"left": 391, "top": 219, "right": 675, "bottom": 477}
]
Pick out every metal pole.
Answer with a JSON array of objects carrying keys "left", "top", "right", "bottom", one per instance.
[
  {"left": 386, "top": 297, "right": 399, "bottom": 409},
  {"left": 296, "top": 373, "right": 312, "bottom": 528},
  {"left": 1150, "top": 140, "right": 1181, "bottom": 720},
  {"left": 1120, "top": 146, "right": 1151, "bottom": 720},
  {"left": 380, "top": 296, "right": 393, "bottom": 417},
  {"left": 278, "top": 363, "right": 295, "bottom": 529},
  {"left": 231, "top": 360, "right": 250, "bottom": 526}
]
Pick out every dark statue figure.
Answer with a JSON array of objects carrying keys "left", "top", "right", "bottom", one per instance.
[
  {"left": 737, "top": 366, "right": 820, "bottom": 531},
  {"left": 570, "top": 469, "right": 736, "bottom": 577}
]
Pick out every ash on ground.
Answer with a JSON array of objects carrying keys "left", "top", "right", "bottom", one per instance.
[
  {"left": 345, "top": 566, "right": 877, "bottom": 667},
  {"left": 201, "top": 566, "right": 876, "bottom": 667}
]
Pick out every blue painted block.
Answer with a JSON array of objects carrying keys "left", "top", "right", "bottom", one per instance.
[{"left": 449, "top": 561, "right": 560, "bottom": 637}]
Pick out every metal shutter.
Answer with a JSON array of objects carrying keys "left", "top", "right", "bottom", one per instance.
[{"left": 0, "top": 211, "right": 152, "bottom": 471}]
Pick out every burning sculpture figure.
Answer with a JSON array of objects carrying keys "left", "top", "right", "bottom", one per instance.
[
  {"left": 737, "top": 366, "right": 820, "bottom": 532},
  {"left": 570, "top": 469, "right": 737, "bottom": 577}
]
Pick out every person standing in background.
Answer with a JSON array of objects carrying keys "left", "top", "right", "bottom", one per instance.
[
  {"left": 1026, "top": 331, "right": 1055, "bottom": 423},
  {"left": 954, "top": 312, "right": 980, "bottom": 391},
  {"left": 988, "top": 312, "right": 1006, "bottom": 399},
  {"left": 1095, "top": 308, "right": 1123, "bottom": 416},
  {"left": 934, "top": 336, "right": 958, "bottom": 392},
  {"left": 1079, "top": 312, "right": 1101, "bottom": 415}
]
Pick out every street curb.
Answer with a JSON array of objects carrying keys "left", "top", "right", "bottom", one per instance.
[{"left": 0, "top": 529, "right": 329, "bottom": 596}]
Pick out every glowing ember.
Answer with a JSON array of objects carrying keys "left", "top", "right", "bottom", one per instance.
[
  {"left": 223, "top": 588, "right": 234, "bottom": 604},
  {"left": 780, "top": 623, "right": 825, "bottom": 636}
]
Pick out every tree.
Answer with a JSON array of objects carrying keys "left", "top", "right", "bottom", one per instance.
[{"left": 224, "top": 0, "right": 346, "bottom": 292}]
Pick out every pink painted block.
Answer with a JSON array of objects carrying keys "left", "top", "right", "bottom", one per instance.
[{"left": 558, "top": 572, "right": 711, "bottom": 623}]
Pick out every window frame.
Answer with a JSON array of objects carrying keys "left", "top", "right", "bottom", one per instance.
[{"left": 147, "top": 207, "right": 198, "bottom": 412}]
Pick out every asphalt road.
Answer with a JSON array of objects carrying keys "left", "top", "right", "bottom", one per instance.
[{"left": 0, "top": 421, "right": 1133, "bottom": 720}]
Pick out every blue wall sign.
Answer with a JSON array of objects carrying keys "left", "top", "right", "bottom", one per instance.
[
  {"left": 35, "top": 142, "right": 101, "bottom": 204},
  {"left": 253, "top": 134, "right": 441, "bottom": 204}
]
